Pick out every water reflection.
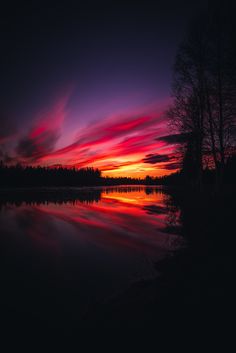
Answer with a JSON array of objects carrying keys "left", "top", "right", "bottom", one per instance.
[
  {"left": 0, "top": 186, "right": 168, "bottom": 207},
  {"left": 0, "top": 187, "right": 181, "bottom": 252},
  {"left": 0, "top": 186, "right": 183, "bottom": 326}
]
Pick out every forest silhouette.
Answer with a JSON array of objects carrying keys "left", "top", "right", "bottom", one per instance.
[{"left": 0, "top": 155, "right": 235, "bottom": 188}]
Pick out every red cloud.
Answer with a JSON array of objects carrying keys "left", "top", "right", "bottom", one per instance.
[
  {"left": 13, "top": 99, "right": 179, "bottom": 175},
  {"left": 40, "top": 113, "right": 166, "bottom": 163}
]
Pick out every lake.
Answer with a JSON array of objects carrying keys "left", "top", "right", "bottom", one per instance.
[{"left": 0, "top": 186, "right": 183, "bottom": 331}]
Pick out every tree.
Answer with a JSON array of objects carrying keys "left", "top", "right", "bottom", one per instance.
[
  {"left": 167, "top": 17, "right": 207, "bottom": 188},
  {"left": 167, "top": 3, "right": 236, "bottom": 188}
]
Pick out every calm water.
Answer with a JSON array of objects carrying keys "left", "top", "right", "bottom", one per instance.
[{"left": 0, "top": 186, "right": 183, "bottom": 327}]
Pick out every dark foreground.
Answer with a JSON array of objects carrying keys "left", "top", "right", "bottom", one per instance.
[
  {"left": 0, "top": 186, "right": 234, "bottom": 350},
  {"left": 86, "top": 189, "right": 234, "bottom": 347}
]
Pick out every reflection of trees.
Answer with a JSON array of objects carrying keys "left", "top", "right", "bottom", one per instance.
[
  {"left": 163, "top": 194, "right": 181, "bottom": 233},
  {"left": 0, "top": 189, "right": 102, "bottom": 208},
  {"left": 0, "top": 186, "right": 166, "bottom": 209},
  {"left": 144, "top": 187, "right": 168, "bottom": 195},
  {"left": 145, "top": 187, "right": 155, "bottom": 195},
  {"left": 101, "top": 186, "right": 143, "bottom": 194},
  {"left": 101, "top": 186, "right": 164, "bottom": 195},
  {"left": 142, "top": 191, "right": 182, "bottom": 235}
]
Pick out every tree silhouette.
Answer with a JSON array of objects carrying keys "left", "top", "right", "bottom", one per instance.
[
  {"left": 167, "top": 3, "right": 236, "bottom": 188},
  {"left": 0, "top": 163, "right": 101, "bottom": 187}
]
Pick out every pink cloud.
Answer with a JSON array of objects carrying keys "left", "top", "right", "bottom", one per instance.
[{"left": 12, "top": 96, "right": 179, "bottom": 176}]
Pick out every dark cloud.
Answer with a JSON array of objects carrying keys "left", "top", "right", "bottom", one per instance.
[
  {"left": 0, "top": 148, "right": 14, "bottom": 164},
  {"left": 164, "top": 162, "right": 181, "bottom": 170},
  {"left": 156, "top": 133, "right": 190, "bottom": 144},
  {"left": 15, "top": 94, "right": 68, "bottom": 163},
  {"left": 16, "top": 130, "right": 60, "bottom": 162},
  {"left": 0, "top": 113, "right": 16, "bottom": 142},
  {"left": 142, "top": 153, "right": 170, "bottom": 164}
]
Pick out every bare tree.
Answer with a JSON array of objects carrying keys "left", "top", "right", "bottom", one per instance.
[
  {"left": 167, "top": 17, "right": 207, "bottom": 188},
  {"left": 167, "top": 4, "right": 236, "bottom": 188}
]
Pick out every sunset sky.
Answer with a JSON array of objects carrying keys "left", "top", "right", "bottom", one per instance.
[{"left": 0, "top": 1, "right": 206, "bottom": 177}]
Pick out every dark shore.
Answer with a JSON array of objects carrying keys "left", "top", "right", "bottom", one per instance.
[
  {"left": 81, "top": 187, "right": 234, "bottom": 348},
  {"left": 0, "top": 186, "right": 234, "bottom": 350}
]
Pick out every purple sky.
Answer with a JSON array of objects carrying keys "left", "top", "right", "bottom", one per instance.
[{"left": 0, "top": 1, "right": 207, "bottom": 176}]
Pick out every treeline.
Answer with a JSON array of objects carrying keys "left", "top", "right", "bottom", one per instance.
[
  {"left": 0, "top": 164, "right": 157, "bottom": 187},
  {"left": 0, "top": 163, "right": 101, "bottom": 187},
  {"left": 167, "top": 3, "right": 236, "bottom": 188},
  {"left": 102, "top": 176, "right": 144, "bottom": 185},
  {"left": 1, "top": 155, "right": 235, "bottom": 188}
]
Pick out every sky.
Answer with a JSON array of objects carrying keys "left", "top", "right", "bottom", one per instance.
[{"left": 0, "top": 0, "right": 207, "bottom": 177}]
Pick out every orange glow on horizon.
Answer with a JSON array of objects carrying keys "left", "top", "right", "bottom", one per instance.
[{"left": 101, "top": 164, "right": 177, "bottom": 178}]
